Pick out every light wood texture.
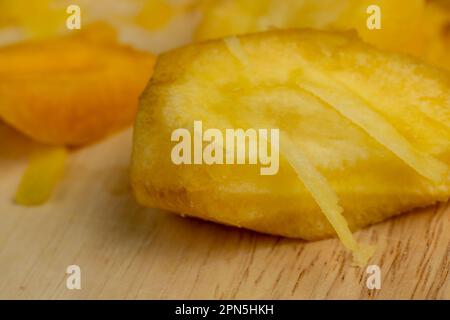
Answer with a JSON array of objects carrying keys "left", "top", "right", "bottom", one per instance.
[{"left": 0, "top": 124, "right": 448, "bottom": 300}]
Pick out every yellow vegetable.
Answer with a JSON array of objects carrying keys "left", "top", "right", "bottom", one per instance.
[
  {"left": 0, "top": 26, "right": 155, "bottom": 146},
  {"left": 15, "top": 147, "right": 67, "bottom": 206},
  {"left": 131, "top": 29, "right": 450, "bottom": 265}
]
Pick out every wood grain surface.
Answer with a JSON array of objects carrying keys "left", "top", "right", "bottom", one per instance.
[{"left": 0, "top": 123, "right": 448, "bottom": 300}]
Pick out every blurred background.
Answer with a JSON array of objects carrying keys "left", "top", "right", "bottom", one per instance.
[
  {"left": 0, "top": 0, "right": 203, "bottom": 52},
  {"left": 0, "top": 0, "right": 448, "bottom": 59}
]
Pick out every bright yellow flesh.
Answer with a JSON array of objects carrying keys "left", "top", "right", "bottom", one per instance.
[
  {"left": 0, "top": 26, "right": 155, "bottom": 146},
  {"left": 131, "top": 30, "right": 450, "bottom": 264},
  {"left": 15, "top": 147, "right": 67, "bottom": 206},
  {"left": 224, "top": 36, "right": 375, "bottom": 265}
]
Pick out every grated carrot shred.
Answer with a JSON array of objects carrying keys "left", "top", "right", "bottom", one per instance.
[
  {"left": 15, "top": 147, "right": 67, "bottom": 206},
  {"left": 224, "top": 38, "right": 376, "bottom": 265}
]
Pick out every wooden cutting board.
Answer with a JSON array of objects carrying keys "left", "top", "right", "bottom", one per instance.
[{"left": 0, "top": 123, "right": 448, "bottom": 299}]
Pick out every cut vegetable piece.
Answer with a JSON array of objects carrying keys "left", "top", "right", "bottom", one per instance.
[
  {"left": 280, "top": 133, "right": 374, "bottom": 266},
  {"left": 0, "top": 26, "right": 155, "bottom": 146},
  {"left": 131, "top": 30, "right": 450, "bottom": 262},
  {"left": 15, "top": 147, "right": 67, "bottom": 206}
]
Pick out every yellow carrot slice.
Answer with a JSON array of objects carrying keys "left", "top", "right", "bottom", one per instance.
[{"left": 15, "top": 147, "right": 67, "bottom": 206}]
